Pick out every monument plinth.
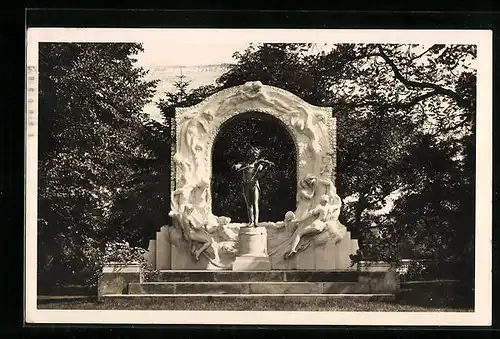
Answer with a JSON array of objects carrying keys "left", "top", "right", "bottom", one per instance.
[
  {"left": 237, "top": 226, "right": 269, "bottom": 257},
  {"left": 233, "top": 226, "right": 271, "bottom": 271}
]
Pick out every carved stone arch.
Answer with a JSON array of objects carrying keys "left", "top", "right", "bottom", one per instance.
[{"left": 171, "top": 81, "right": 336, "bottom": 219}]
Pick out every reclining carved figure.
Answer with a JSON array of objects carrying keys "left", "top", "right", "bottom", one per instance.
[
  {"left": 284, "top": 194, "right": 331, "bottom": 259},
  {"left": 168, "top": 204, "right": 214, "bottom": 261},
  {"left": 284, "top": 175, "right": 345, "bottom": 259},
  {"left": 169, "top": 199, "right": 235, "bottom": 264}
]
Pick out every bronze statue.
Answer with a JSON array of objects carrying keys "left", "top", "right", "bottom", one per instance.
[{"left": 232, "top": 146, "right": 274, "bottom": 227}]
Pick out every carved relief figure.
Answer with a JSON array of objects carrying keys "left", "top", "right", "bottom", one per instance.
[
  {"left": 175, "top": 110, "right": 214, "bottom": 188},
  {"left": 189, "top": 179, "right": 214, "bottom": 221},
  {"left": 284, "top": 194, "right": 331, "bottom": 259},
  {"left": 296, "top": 174, "right": 336, "bottom": 216},
  {"left": 296, "top": 174, "right": 318, "bottom": 216},
  {"left": 232, "top": 146, "right": 275, "bottom": 227},
  {"left": 171, "top": 185, "right": 191, "bottom": 213},
  {"left": 239, "top": 81, "right": 268, "bottom": 100},
  {"left": 273, "top": 210, "right": 298, "bottom": 233},
  {"left": 180, "top": 204, "right": 213, "bottom": 261},
  {"left": 284, "top": 175, "right": 346, "bottom": 259},
  {"left": 169, "top": 205, "right": 238, "bottom": 267},
  {"left": 314, "top": 176, "right": 338, "bottom": 205},
  {"left": 214, "top": 216, "right": 236, "bottom": 241},
  {"left": 216, "top": 81, "right": 268, "bottom": 115},
  {"left": 217, "top": 82, "right": 294, "bottom": 119},
  {"left": 290, "top": 106, "right": 321, "bottom": 156}
]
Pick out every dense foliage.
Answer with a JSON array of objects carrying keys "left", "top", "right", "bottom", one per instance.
[{"left": 38, "top": 43, "right": 165, "bottom": 288}]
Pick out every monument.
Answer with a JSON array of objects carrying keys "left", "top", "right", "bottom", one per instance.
[
  {"left": 99, "top": 81, "right": 399, "bottom": 300},
  {"left": 154, "top": 80, "right": 357, "bottom": 270}
]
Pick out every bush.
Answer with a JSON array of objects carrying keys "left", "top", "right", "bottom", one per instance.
[
  {"left": 399, "top": 260, "right": 429, "bottom": 281},
  {"left": 87, "top": 240, "right": 158, "bottom": 287},
  {"left": 398, "top": 259, "right": 473, "bottom": 284}
]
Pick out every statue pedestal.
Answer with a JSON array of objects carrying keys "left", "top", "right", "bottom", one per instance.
[{"left": 233, "top": 226, "right": 271, "bottom": 271}]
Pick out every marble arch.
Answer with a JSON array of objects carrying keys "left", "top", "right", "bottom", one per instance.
[{"left": 170, "top": 81, "right": 337, "bottom": 220}]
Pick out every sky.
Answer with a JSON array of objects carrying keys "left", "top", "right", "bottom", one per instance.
[
  {"left": 135, "top": 40, "right": 334, "bottom": 67},
  {"left": 135, "top": 41, "right": 254, "bottom": 122},
  {"left": 135, "top": 41, "right": 252, "bottom": 68},
  {"left": 134, "top": 41, "right": 336, "bottom": 122}
]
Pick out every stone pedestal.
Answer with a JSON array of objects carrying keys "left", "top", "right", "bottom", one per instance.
[
  {"left": 238, "top": 226, "right": 269, "bottom": 256},
  {"left": 98, "top": 262, "right": 141, "bottom": 300},
  {"left": 233, "top": 226, "right": 271, "bottom": 271},
  {"left": 357, "top": 261, "right": 400, "bottom": 294}
]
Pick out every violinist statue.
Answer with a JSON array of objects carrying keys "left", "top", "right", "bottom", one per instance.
[{"left": 232, "top": 146, "right": 275, "bottom": 227}]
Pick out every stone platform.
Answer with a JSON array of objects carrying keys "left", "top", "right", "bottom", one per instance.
[
  {"left": 99, "top": 267, "right": 400, "bottom": 301},
  {"left": 101, "top": 293, "right": 395, "bottom": 304},
  {"left": 154, "top": 270, "right": 358, "bottom": 282}
]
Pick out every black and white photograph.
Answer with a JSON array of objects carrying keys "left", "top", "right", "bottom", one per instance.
[{"left": 25, "top": 28, "right": 492, "bottom": 325}]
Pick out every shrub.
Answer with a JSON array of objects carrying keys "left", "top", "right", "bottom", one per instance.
[{"left": 87, "top": 240, "right": 158, "bottom": 286}]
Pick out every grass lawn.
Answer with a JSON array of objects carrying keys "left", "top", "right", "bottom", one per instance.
[
  {"left": 37, "top": 293, "right": 473, "bottom": 312},
  {"left": 37, "top": 297, "right": 472, "bottom": 312}
]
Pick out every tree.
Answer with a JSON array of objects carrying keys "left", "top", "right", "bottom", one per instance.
[
  {"left": 161, "top": 72, "right": 191, "bottom": 108},
  {"left": 322, "top": 44, "right": 475, "bottom": 265},
  {"left": 216, "top": 43, "right": 330, "bottom": 105},
  {"left": 107, "top": 118, "right": 173, "bottom": 247},
  {"left": 38, "top": 43, "right": 158, "bottom": 288},
  {"left": 157, "top": 81, "right": 219, "bottom": 120}
]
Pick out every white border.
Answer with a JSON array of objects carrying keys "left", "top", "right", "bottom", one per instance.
[{"left": 25, "top": 28, "right": 493, "bottom": 326}]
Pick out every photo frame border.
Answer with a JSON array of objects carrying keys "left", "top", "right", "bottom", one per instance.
[{"left": 23, "top": 11, "right": 494, "bottom": 328}]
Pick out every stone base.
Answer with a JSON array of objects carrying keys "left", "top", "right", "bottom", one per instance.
[
  {"left": 129, "top": 281, "right": 367, "bottom": 294},
  {"left": 154, "top": 270, "right": 358, "bottom": 282},
  {"left": 143, "top": 224, "right": 359, "bottom": 271},
  {"left": 98, "top": 268, "right": 400, "bottom": 301},
  {"left": 238, "top": 226, "right": 269, "bottom": 257},
  {"left": 358, "top": 261, "right": 400, "bottom": 294},
  {"left": 232, "top": 256, "right": 272, "bottom": 271},
  {"left": 97, "top": 262, "right": 142, "bottom": 300}
]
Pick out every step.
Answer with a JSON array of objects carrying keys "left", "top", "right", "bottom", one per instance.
[
  {"left": 102, "top": 293, "right": 395, "bottom": 303},
  {"left": 154, "top": 270, "right": 359, "bottom": 282},
  {"left": 129, "top": 281, "right": 369, "bottom": 294}
]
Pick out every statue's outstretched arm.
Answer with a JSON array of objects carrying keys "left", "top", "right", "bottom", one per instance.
[
  {"left": 232, "top": 163, "right": 246, "bottom": 171},
  {"left": 256, "top": 158, "right": 275, "bottom": 166}
]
